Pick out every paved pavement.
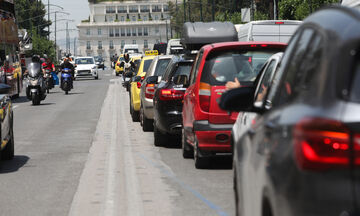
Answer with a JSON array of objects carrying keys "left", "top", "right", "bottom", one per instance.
[{"left": 0, "top": 69, "right": 235, "bottom": 216}]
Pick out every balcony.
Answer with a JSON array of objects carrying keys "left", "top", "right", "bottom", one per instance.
[
  {"left": 140, "top": 9, "right": 150, "bottom": 13},
  {"left": 117, "top": 10, "right": 127, "bottom": 13},
  {"left": 152, "top": 8, "right": 161, "bottom": 12},
  {"left": 106, "top": 10, "right": 116, "bottom": 14},
  {"left": 86, "top": 47, "right": 92, "bottom": 50},
  {"left": 129, "top": 9, "right": 138, "bottom": 13}
]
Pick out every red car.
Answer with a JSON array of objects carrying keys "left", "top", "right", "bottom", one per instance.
[{"left": 182, "top": 41, "right": 287, "bottom": 168}]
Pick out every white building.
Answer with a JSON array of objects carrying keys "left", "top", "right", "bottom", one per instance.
[{"left": 77, "top": 0, "right": 174, "bottom": 60}]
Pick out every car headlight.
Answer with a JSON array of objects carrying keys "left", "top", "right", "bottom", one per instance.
[{"left": 92, "top": 66, "right": 97, "bottom": 69}]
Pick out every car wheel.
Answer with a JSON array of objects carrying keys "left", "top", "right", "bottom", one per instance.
[
  {"left": 182, "top": 129, "right": 193, "bottom": 158},
  {"left": 95, "top": 76, "right": 99, "bottom": 80},
  {"left": 142, "top": 108, "right": 153, "bottom": 132},
  {"left": 154, "top": 124, "right": 167, "bottom": 147},
  {"left": 131, "top": 109, "right": 140, "bottom": 122},
  {"left": 1, "top": 119, "right": 14, "bottom": 160},
  {"left": 194, "top": 138, "right": 210, "bottom": 169}
]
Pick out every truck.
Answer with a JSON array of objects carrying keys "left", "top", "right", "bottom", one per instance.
[{"left": 237, "top": 20, "right": 302, "bottom": 43}]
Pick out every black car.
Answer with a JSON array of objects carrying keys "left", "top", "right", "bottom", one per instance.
[
  {"left": 222, "top": 6, "right": 360, "bottom": 216},
  {"left": 94, "top": 56, "right": 105, "bottom": 70},
  {"left": 151, "top": 56, "right": 193, "bottom": 146},
  {"left": 0, "top": 84, "right": 14, "bottom": 161}
]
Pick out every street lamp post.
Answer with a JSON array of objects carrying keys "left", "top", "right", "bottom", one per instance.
[{"left": 53, "top": 11, "right": 71, "bottom": 61}]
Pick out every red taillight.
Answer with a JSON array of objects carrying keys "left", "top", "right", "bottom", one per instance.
[
  {"left": 199, "top": 82, "right": 211, "bottom": 112},
  {"left": 260, "top": 44, "right": 268, "bottom": 47},
  {"left": 294, "top": 118, "right": 350, "bottom": 170},
  {"left": 353, "top": 134, "right": 360, "bottom": 165},
  {"left": 145, "top": 84, "right": 155, "bottom": 99},
  {"left": 250, "top": 44, "right": 257, "bottom": 47},
  {"left": 275, "top": 21, "right": 284, "bottom": 24},
  {"left": 159, "top": 89, "right": 184, "bottom": 101}
]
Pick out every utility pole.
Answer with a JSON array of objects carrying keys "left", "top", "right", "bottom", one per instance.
[
  {"left": 74, "top": 37, "right": 76, "bottom": 56},
  {"left": 188, "top": 0, "right": 191, "bottom": 22},
  {"left": 274, "top": 0, "right": 277, "bottom": 19},
  {"left": 66, "top": 21, "right": 69, "bottom": 54},
  {"left": 55, "top": 12, "right": 57, "bottom": 61},
  {"left": 166, "top": 19, "right": 169, "bottom": 42},
  {"left": 212, "top": 0, "right": 215, "bottom": 21},
  {"left": 183, "top": 0, "right": 186, "bottom": 22},
  {"left": 48, "top": 0, "right": 50, "bottom": 40},
  {"left": 200, "top": 0, "right": 203, "bottom": 21}
]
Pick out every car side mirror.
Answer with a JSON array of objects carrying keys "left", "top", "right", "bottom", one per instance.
[
  {"left": 0, "top": 83, "right": 11, "bottom": 95},
  {"left": 173, "top": 75, "right": 189, "bottom": 86},
  {"left": 146, "top": 76, "right": 158, "bottom": 84},
  {"left": 132, "top": 76, "right": 141, "bottom": 82},
  {"left": 219, "top": 86, "right": 256, "bottom": 112}
]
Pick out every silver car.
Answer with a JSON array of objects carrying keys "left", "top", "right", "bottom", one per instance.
[{"left": 139, "top": 55, "right": 172, "bottom": 131}]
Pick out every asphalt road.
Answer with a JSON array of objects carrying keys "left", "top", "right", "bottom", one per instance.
[{"left": 0, "top": 69, "right": 235, "bottom": 216}]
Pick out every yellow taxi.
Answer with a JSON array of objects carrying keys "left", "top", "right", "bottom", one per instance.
[
  {"left": 114, "top": 54, "right": 124, "bottom": 76},
  {"left": 129, "top": 55, "right": 157, "bottom": 121}
]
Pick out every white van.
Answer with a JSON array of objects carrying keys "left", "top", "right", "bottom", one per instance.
[
  {"left": 166, "top": 39, "right": 184, "bottom": 55},
  {"left": 342, "top": 0, "right": 360, "bottom": 10},
  {"left": 122, "top": 44, "right": 139, "bottom": 54},
  {"left": 237, "top": 20, "right": 302, "bottom": 43}
]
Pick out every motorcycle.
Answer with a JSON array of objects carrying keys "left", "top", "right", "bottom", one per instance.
[
  {"left": 26, "top": 63, "right": 46, "bottom": 105},
  {"left": 61, "top": 68, "right": 72, "bottom": 95},
  {"left": 44, "top": 69, "right": 54, "bottom": 93},
  {"left": 122, "top": 62, "right": 133, "bottom": 92}
]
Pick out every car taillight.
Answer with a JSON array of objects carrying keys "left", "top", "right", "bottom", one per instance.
[
  {"left": 294, "top": 118, "right": 351, "bottom": 170},
  {"left": 145, "top": 84, "right": 155, "bottom": 99},
  {"left": 159, "top": 89, "right": 184, "bottom": 101},
  {"left": 199, "top": 82, "right": 211, "bottom": 112},
  {"left": 353, "top": 134, "right": 360, "bottom": 166}
]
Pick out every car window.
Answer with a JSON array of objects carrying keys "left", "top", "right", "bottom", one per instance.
[
  {"left": 272, "top": 28, "right": 315, "bottom": 106},
  {"left": 172, "top": 62, "right": 193, "bottom": 78},
  {"left": 190, "top": 50, "right": 203, "bottom": 84},
  {"left": 154, "top": 59, "right": 171, "bottom": 76},
  {"left": 350, "top": 54, "right": 360, "bottom": 102},
  {"left": 254, "top": 60, "right": 277, "bottom": 105},
  {"left": 163, "top": 60, "right": 176, "bottom": 81},
  {"left": 76, "top": 58, "right": 94, "bottom": 64},
  {"left": 142, "top": 59, "right": 153, "bottom": 73},
  {"left": 201, "top": 50, "right": 280, "bottom": 86}
]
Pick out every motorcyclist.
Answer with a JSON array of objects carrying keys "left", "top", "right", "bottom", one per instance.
[
  {"left": 24, "top": 55, "right": 42, "bottom": 76},
  {"left": 112, "top": 53, "right": 118, "bottom": 69},
  {"left": 42, "top": 55, "right": 58, "bottom": 86},
  {"left": 60, "top": 58, "right": 74, "bottom": 89},
  {"left": 119, "top": 53, "right": 135, "bottom": 78}
]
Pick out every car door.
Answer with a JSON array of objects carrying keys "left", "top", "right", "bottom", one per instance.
[{"left": 0, "top": 95, "right": 10, "bottom": 146}]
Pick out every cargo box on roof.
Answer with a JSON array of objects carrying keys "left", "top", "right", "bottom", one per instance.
[{"left": 181, "top": 22, "right": 238, "bottom": 50}]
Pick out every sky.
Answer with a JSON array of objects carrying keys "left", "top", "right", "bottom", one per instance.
[{"left": 41, "top": 0, "right": 90, "bottom": 50}]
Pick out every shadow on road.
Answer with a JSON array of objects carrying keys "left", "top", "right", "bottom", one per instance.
[
  {"left": 39, "top": 102, "right": 56, "bottom": 106},
  {"left": 208, "top": 156, "right": 233, "bottom": 170},
  {"left": 0, "top": 155, "right": 30, "bottom": 173},
  {"left": 75, "top": 78, "right": 100, "bottom": 81},
  {"left": 11, "top": 96, "right": 28, "bottom": 104},
  {"left": 67, "top": 92, "right": 84, "bottom": 95}
]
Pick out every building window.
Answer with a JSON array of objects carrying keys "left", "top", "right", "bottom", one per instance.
[
  {"left": 98, "top": 41, "right": 102, "bottom": 49},
  {"left": 109, "top": 28, "right": 114, "bottom": 37},
  {"left": 144, "top": 40, "right": 148, "bottom": 48},
  {"left": 132, "top": 27, "right": 137, "bottom": 36},
  {"left": 163, "top": 5, "right": 169, "bottom": 12},
  {"left": 117, "top": 6, "right": 127, "bottom": 13},
  {"left": 144, "top": 27, "right": 148, "bottom": 36},
  {"left": 86, "top": 28, "right": 90, "bottom": 35},
  {"left": 121, "top": 40, "right": 125, "bottom": 49},
  {"left": 138, "top": 27, "right": 143, "bottom": 36},
  {"left": 156, "top": 39, "right": 160, "bottom": 44},
  {"left": 86, "top": 41, "right": 91, "bottom": 49},
  {"left": 131, "top": 15, "right": 136, "bottom": 21},
  {"left": 127, "top": 27, "right": 131, "bottom": 36},
  {"left": 155, "top": 26, "right": 159, "bottom": 34},
  {"left": 129, "top": 5, "right": 138, "bottom": 13},
  {"left": 140, "top": 5, "right": 149, "bottom": 12},
  {"left": 143, "top": 15, "right": 148, "bottom": 21},
  {"left": 109, "top": 40, "right": 114, "bottom": 49},
  {"left": 121, "top": 16, "right": 125, "bottom": 22},
  {"left": 121, "top": 28, "right": 125, "bottom": 37},
  {"left": 152, "top": 5, "right": 161, "bottom": 12},
  {"left": 106, "top": 6, "right": 116, "bottom": 13},
  {"left": 115, "top": 28, "right": 120, "bottom": 37},
  {"left": 154, "top": 15, "right": 159, "bottom": 20},
  {"left": 108, "top": 15, "right": 114, "bottom": 22},
  {"left": 98, "top": 28, "right": 102, "bottom": 35},
  {"left": 132, "top": 40, "right": 136, "bottom": 44}
]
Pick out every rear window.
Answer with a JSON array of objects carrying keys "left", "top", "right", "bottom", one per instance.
[
  {"left": 173, "top": 62, "right": 193, "bottom": 77},
  {"left": 154, "top": 59, "right": 171, "bottom": 76},
  {"left": 350, "top": 56, "right": 360, "bottom": 102},
  {"left": 143, "top": 59, "right": 153, "bottom": 73},
  {"left": 201, "top": 50, "right": 280, "bottom": 85}
]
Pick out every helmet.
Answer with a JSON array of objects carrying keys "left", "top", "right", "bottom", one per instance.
[
  {"left": 66, "top": 54, "right": 70, "bottom": 58},
  {"left": 43, "top": 54, "right": 48, "bottom": 59},
  {"left": 31, "top": 55, "right": 40, "bottom": 63}
]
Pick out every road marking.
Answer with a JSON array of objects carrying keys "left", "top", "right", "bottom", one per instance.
[
  {"left": 138, "top": 153, "right": 228, "bottom": 216},
  {"left": 13, "top": 105, "right": 19, "bottom": 109}
]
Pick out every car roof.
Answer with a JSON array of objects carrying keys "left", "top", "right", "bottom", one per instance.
[
  {"left": 142, "top": 55, "right": 156, "bottom": 61},
  {"left": 201, "top": 41, "right": 288, "bottom": 51},
  {"left": 76, "top": 56, "right": 94, "bottom": 59}
]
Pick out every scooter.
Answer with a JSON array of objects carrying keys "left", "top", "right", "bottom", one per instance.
[
  {"left": 44, "top": 69, "right": 54, "bottom": 93},
  {"left": 122, "top": 62, "right": 133, "bottom": 92},
  {"left": 61, "top": 68, "right": 72, "bottom": 95},
  {"left": 26, "top": 63, "right": 47, "bottom": 105}
]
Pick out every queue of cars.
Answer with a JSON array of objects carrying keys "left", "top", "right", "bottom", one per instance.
[{"left": 118, "top": 5, "right": 360, "bottom": 216}]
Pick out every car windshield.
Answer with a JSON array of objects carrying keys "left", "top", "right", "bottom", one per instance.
[
  {"left": 125, "top": 49, "right": 139, "bottom": 53},
  {"left": 201, "top": 50, "right": 280, "bottom": 85},
  {"left": 154, "top": 59, "right": 171, "bottom": 76},
  {"left": 94, "top": 56, "right": 102, "bottom": 62},
  {"left": 76, "top": 58, "right": 94, "bottom": 64},
  {"left": 142, "top": 59, "right": 153, "bottom": 73}
]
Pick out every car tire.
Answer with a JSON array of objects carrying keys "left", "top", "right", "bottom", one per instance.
[
  {"left": 116, "top": 73, "right": 119, "bottom": 76},
  {"left": 194, "top": 139, "right": 210, "bottom": 169},
  {"left": 131, "top": 109, "right": 140, "bottom": 122},
  {"left": 142, "top": 108, "right": 153, "bottom": 132},
  {"left": 154, "top": 124, "right": 167, "bottom": 147},
  {"left": 1, "top": 118, "right": 14, "bottom": 160},
  {"left": 182, "top": 129, "right": 193, "bottom": 158}
]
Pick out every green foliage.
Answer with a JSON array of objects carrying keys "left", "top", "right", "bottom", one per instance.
[{"left": 25, "top": 30, "right": 56, "bottom": 61}]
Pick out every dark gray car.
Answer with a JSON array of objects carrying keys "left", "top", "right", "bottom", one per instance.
[{"left": 223, "top": 6, "right": 360, "bottom": 216}]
